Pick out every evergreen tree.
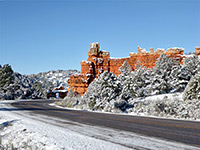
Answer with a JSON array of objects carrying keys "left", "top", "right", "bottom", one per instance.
[
  {"left": 183, "top": 73, "right": 200, "bottom": 100},
  {"left": 82, "top": 71, "right": 122, "bottom": 110},
  {"left": 0, "top": 64, "right": 14, "bottom": 87},
  {"left": 170, "top": 67, "right": 191, "bottom": 92},
  {"left": 119, "top": 60, "right": 132, "bottom": 76},
  {"left": 118, "top": 61, "right": 152, "bottom": 99},
  {"left": 183, "top": 55, "right": 200, "bottom": 77},
  {"left": 150, "top": 54, "right": 180, "bottom": 94}
]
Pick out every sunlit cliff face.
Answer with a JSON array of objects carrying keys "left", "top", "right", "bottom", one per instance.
[{"left": 68, "top": 42, "right": 198, "bottom": 95}]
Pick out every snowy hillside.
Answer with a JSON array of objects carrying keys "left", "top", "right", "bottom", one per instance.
[
  {"left": 0, "top": 66, "right": 79, "bottom": 100},
  {"left": 28, "top": 69, "right": 79, "bottom": 88}
]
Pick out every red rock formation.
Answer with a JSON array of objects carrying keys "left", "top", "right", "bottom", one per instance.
[
  {"left": 68, "top": 42, "right": 187, "bottom": 95},
  {"left": 195, "top": 47, "right": 200, "bottom": 55},
  {"left": 67, "top": 74, "right": 93, "bottom": 95}
]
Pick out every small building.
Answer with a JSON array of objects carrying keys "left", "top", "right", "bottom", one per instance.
[{"left": 47, "top": 86, "right": 67, "bottom": 99}]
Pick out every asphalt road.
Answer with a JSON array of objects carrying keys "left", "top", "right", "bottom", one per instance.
[{"left": 10, "top": 100, "right": 200, "bottom": 148}]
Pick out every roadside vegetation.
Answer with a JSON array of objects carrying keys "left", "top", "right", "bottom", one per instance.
[{"left": 56, "top": 54, "right": 200, "bottom": 120}]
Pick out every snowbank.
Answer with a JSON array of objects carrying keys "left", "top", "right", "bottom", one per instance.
[{"left": 0, "top": 116, "right": 61, "bottom": 150}]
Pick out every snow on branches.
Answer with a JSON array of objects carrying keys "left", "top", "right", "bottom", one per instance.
[{"left": 59, "top": 54, "right": 200, "bottom": 120}]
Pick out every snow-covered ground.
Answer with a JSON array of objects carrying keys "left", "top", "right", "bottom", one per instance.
[{"left": 0, "top": 100, "right": 199, "bottom": 150}]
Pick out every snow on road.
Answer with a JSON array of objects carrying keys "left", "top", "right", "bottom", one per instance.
[{"left": 0, "top": 100, "right": 199, "bottom": 150}]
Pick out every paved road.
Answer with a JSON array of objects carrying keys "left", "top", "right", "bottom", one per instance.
[{"left": 11, "top": 100, "right": 200, "bottom": 148}]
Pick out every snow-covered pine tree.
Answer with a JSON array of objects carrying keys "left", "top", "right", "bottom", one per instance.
[
  {"left": 0, "top": 64, "right": 14, "bottom": 87},
  {"left": 81, "top": 71, "right": 122, "bottom": 111},
  {"left": 118, "top": 60, "right": 134, "bottom": 100},
  {"left": 170, "top": 66, "right": 191, "bottom": 92},
  {"left": 119, "top": 60, "right": 132, "bottom": 76},
  {"left": 119, "top": 61, "right": 152, "bottom": 99},
  {"left": 166, "top": 55, "right": 200, "bottom": 93},
  {"left": 182, "top": 55, "right": 200, "bottom": 77},
  {"left": 130, "top": 62, "right": 152, "bottom": 97},
  {"left": 150, "top": 54, "right": 180, "bottom": 94},
  {"left": 183, "top": 72, "right": 200, "bottom": 101},
  {"left": 31, "top": 81, "right": 44, "bottom": 99}
]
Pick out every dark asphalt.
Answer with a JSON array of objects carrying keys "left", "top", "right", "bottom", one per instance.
[{"left": 9, "top": 100, "right": 200, "bottom": 148}]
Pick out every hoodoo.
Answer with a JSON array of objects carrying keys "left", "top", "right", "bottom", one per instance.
[{"left": 67, "top": 42, "right": 197, "bottom": 95}]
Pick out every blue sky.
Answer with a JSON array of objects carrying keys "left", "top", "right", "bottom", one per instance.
[{"left": 0, "top": 0, "right": 200, "bottom": 75}]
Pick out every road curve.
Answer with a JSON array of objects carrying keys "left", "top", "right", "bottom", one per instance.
[{"left": 10, "top": 100, "right": 200, "bottom": 148}]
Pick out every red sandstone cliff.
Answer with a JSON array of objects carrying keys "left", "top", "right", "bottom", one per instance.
[
  {"left": 68, "top": 43, "right": 197, "bottom": 95},
  {"left": 195, "top": 47, "right": 200, "bottom": 55}
]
